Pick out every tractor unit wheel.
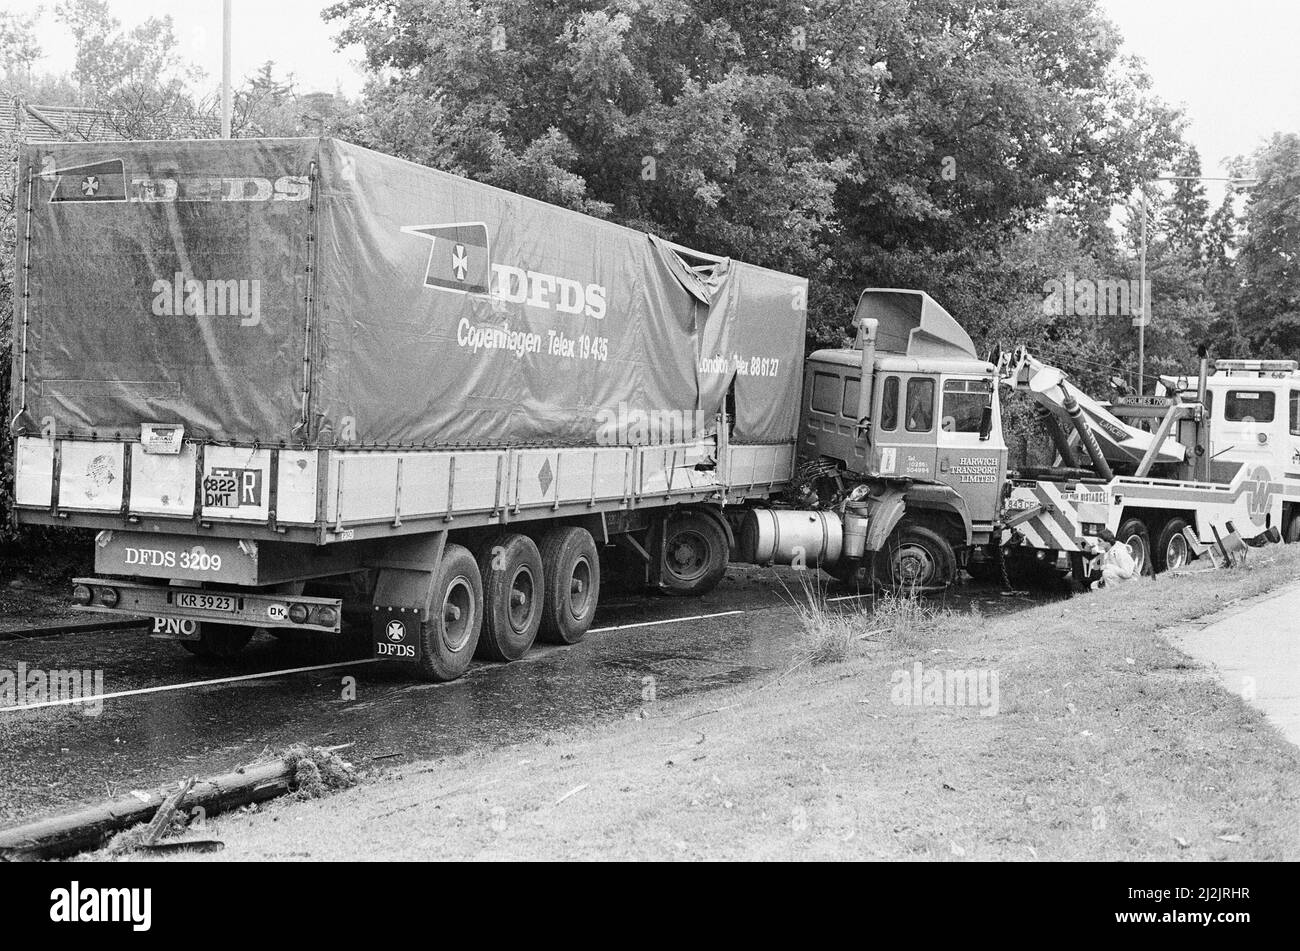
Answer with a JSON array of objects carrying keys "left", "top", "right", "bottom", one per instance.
[
  {"left": 538, "top": 526, "right": 601, "bottom": 645},
  {"left": 1153, "top": 517, "right": 1192, "bottom": 573},
  {"left": 475, "top": 533, "right": 544, "bottom": 663},
  {"left": 873, "top": 524, "right": 957, "bottom": 593},
  {"left": 180, "top": 623, "right": 255, "bottom": 660},
  {"left": 1116, "top": 518, "right": 1154, "bottom": 576},
  {"left": 415, "top": 544, "right": 483, "bottom": 682},
  {"left": 657, "top": 511, "right": 730, "bottom": 597}
]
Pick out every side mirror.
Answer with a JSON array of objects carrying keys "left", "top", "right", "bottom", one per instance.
[{"left": 978, "top": 404, "right": 994, "bottom": 442}]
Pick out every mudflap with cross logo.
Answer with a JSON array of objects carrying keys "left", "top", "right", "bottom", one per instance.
[{"left": 372, "top": 606, "right": 421, "bottom": 662}]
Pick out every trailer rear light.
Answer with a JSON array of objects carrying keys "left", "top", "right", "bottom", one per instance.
[
  {"left": 288, "top": 603, "right": 310, "bottom": 624},
  {"left": 72, "top": 584, "right": 93, "bottom": 605},
  {"left": 98, "top": 587, "right": 120, "bottom": 608},
  {"left": 313, "top": 605, "right": 339, "bottom": 628},
  {"left": 1081, "top": 523, "right": 1104, "bottom": 536}
]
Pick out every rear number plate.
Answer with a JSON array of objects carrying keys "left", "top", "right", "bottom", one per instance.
[{"left": 174, "top": 592, "right": 238, "bottom": 613}]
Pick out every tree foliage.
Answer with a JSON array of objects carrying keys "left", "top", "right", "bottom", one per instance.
[{"left": 325, "top": 0, "right": 1186, "bottom": 347}]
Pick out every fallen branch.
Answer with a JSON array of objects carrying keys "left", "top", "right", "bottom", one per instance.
[{"left": 0, "top": 746, "right": 354, "bottom": 862}]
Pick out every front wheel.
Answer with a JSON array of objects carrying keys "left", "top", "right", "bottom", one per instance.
[
  {"left": 657, "top": 511, "right": 729, "bottom": 597},
  {"left": 873, "top": 524, "right": 957, "bottom": 593}
]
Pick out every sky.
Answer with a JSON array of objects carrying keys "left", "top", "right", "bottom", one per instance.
[
  {"left": 6, "top": 0, "right": 1299, "bottom": 187},
  {"left": 6, "top": 0, "right": 368, "bottom": 97}
]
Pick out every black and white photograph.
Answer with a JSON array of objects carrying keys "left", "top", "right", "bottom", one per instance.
[{"left": 0, "top": 0, "right": 1295, "bottom": 916}]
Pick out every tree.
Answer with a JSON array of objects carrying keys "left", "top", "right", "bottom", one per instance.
[
  {"left": 0, "top": 9, "right": 41, "bottom": 80},
  {"left": 54, "top": 0, "right": 216, "bottom": 139},
  {"left": 325, "top": 0, "right": 1185, "bottom": 347},
  {"left": 1235, "top": 133, "right": 1300, "bottom": 356}
]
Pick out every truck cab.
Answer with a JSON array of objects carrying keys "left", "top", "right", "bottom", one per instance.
[{"left": 791, "top": 290, "right": 1008, "bottom": 587}]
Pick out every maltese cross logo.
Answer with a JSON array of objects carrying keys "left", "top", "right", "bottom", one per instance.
[
  {"left": 80, "top": 176, "right": 100, "bottom": 196},
  {"left": 451, "top": 244, "right": 469, "bottom": 281}
]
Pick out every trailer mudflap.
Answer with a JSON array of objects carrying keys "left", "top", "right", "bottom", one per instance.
[{"left": 372, "top": 605, "right": 421, "bottom": 662}]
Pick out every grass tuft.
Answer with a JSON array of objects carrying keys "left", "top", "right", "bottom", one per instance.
[{"left": 793, "top": 575, "right": 976, "bottom": 664}]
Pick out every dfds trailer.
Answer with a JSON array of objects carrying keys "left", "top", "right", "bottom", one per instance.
[{"left": 9, "top": 138, "right": 806, "bottom": 679}]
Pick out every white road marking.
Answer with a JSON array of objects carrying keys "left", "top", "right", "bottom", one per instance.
[
  {"left": 0, "top": 658, "right": 383, "bottom": 714},
  {"left": 590, "top": 610, "right": 743, "bottom": 633}
]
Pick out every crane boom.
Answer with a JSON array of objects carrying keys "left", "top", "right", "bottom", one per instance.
[{"left": 998, "top": 348, "right": 1185, "bottom": 471}]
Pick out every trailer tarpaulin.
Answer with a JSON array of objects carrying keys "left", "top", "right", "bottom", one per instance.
[
  {"left": 13, "top": 138, "right": 808, "bottom": 449},
  {"left": 13, "top": 138, "right": 315, "bottom": 442}
]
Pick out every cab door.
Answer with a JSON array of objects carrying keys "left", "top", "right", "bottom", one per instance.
[
  {"left": 872, "top": 373, "right": 939, "bottom": 481},
  {"left": 935, "top": 377, "right": 1006, "bottom": 525},
  {"left": 1212, "top": 386, "right": 1279, "bottom": 472}
]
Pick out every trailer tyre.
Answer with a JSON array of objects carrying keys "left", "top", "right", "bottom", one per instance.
[
  {"left": 874, "top": 524, "right": 956, "bottom": 593},
  {"left": 1117, "top": 518, "right": 1153, "bottom": 576},
  {"left": 658, "top": 512, "right": 729, "bottom": 597},
  {"left": 180, "top": 623, "right": 255, "bottom": 660},
  {"left": 538, "top": 527, "right": 600, "bottom": 645},
  {"left": 475, "top": 533, "right": 543, "bottom": 662},
  {"left": 416, "top": 544, "right": 483, "bottom": 682},
  {"left": 1153, "top": 517, "right": 1192, "bottom": 573}
]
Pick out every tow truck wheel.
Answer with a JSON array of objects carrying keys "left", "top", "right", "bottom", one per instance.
[
  {"left": 180, "top": 623, "right": 255, "bottom": 660},
  {"left": 657, "top": 511, "right": 729, "bottom": 597},
  {"left": 1153, "top": 517, "right": 1192, "bottom": 573},
  {"left": 1117, "top": 518, "right": 1153, "bottom": 576},
  {"left": 475, "top": 533, "right": 543, "bottom": 662},
  {"left": 416, "top": 544, "right": 483, "bottom": 682},
  {"left": 874, "top": 524, "right": 956, "bottom": 593},
  {"left": 1285, "top": 514, "right": 1300, "bottom": 545},
  {"left": 538, "top": 527, "right": 600, "bottom": 645}
]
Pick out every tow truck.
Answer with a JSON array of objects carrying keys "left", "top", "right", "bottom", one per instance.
[{"left": 992, "top": 349, "right": 1293, "bottom": 581}]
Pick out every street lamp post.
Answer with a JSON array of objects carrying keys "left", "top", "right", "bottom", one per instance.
[
  {"left": 1135, "top": 175, "right": 1258, "bottom": 394},
  {"left": 221, "top": 0, "right": 232, "bottom": 139}
]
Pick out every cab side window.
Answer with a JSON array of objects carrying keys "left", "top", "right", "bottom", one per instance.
[
  {"left": 811, "top": 372, "right": 840, "bottom": 415},
  {"left": 905, "top": 378, "right": 935, "bottom": 432},
  {"left": 880, "top": 376, "right": 900, "bottom": 431},
  {"left": 843, "top": 377, "right": 861, "bottom": 419},
  {"left": 1291, "top": 391, "right": 1300, "bottom": 436}
]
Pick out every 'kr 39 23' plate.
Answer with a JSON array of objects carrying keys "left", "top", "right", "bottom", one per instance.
[{"left": 173, "top": 592, "right": 238, "bottom": 613}]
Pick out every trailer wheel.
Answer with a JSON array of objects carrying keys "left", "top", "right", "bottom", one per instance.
[
  {"left": 658, "top": 512, "right": 729, "bottom": 597},
  {"left": 538, "top": 527, "right": 600, "bottom": 645},
  {"left": 1117, "top": 518, "right": 1153, "bottom": 576},
  {"left": 475, "top": 533, "right": 543, "bottom": 662},
  {"left": 1153, "top": 517, "right": 1192, "bottom": 572},
  {"left": 180, "top": 623, "right": 255, "bottom": 660},
  {"left": 874, "top": 524, "right": 956, "bottom": 593},
  {"left": 416, "top": 544, "right": 483, "bottom": 682}
]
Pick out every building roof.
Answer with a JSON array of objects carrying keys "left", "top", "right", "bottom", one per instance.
[{"left": 1, "top": 94, "right": 219, "bottom": 143}]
